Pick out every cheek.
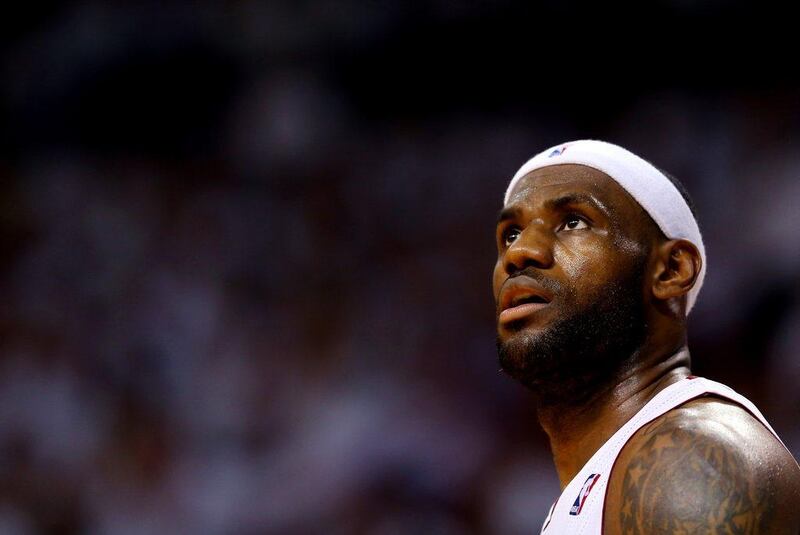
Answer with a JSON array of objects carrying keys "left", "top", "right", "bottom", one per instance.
[
  {"left": 612, "top": 230, "right": 649, "bottom": 259},
  {"left": 558, "top": 251, "right": 591, "bottom": 280},
  {"left": 557, "top": 240, "right": 602, "bottom": 281},
  {"left": 492, "top": 259, "right": 505, "bottom": 300},
  {"left": 557, "top": 240, "right": 634, "bottom": 298}
]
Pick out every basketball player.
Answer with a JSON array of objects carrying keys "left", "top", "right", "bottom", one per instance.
[{"left": 493, "top": 140, "right": 800, "bottom": 534}]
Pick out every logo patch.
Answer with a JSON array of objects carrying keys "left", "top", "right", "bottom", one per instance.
[
  {"left": 548, "top": 145, "right": 569, "bottom": 157},
  {"left": 569, "top": 473, "right": 601, "bottom": 516}
]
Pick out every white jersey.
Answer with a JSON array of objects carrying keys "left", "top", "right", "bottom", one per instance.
[{"left": 539, "top": 376, "right": 789, "bottom": 534}]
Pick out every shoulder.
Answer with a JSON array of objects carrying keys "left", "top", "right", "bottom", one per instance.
[{"left": 603, "top": 396, "right": 800, "bottom": 535}]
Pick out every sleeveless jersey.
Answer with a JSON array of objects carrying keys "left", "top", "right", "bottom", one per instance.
[{"left": 539, "top": 376, "right": 791, "bottom": 534}]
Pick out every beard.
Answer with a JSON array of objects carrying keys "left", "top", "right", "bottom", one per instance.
[{"left": 496, "top": 263, "right": 648, "bottom": 407}]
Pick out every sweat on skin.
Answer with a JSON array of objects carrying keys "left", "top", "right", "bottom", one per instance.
[{"left": 492, "top": 142, "right": 800, "bottom": 534}]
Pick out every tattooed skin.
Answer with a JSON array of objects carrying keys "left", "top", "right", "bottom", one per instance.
[{"left": 618, "top": 410, "right": 775, "bottom": 534}]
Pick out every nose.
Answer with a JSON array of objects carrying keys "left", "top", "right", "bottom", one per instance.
[{"left": 504, "top": 225, "right": 554, "bottom": 274}]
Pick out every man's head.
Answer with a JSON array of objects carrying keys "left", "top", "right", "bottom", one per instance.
[{"left": 492, "top": 141, "right": 703, "bottom": 404}]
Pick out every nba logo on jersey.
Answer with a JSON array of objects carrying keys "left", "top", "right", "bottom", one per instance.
[{"left": 569, "top": 474, "right": 601, "bottom": 515}]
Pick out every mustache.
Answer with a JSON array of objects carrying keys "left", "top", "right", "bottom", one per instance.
[{"left": 506, "top": 267, "right": 566, "bottom": 297}]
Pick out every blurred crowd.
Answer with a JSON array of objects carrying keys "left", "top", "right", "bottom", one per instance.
[{"left": 0, "top": 2, "right": 798, "bottom": 534}]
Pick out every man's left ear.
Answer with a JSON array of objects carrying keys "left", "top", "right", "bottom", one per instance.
[{"left": 651, "top": 239, "right": 702, "bottom": 301}]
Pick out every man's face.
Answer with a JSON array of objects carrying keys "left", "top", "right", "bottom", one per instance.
[{"left": 493, "top": 164, "right": 655, "bottom": 403}]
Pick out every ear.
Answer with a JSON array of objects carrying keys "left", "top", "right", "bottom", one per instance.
[{"left": 651, "top": 239, "right": 702, "bottom": 302}]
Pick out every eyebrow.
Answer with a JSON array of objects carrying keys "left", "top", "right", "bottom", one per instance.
[
  {"left": 546, "top": 192, "right": 608, "bottom": 213},
  {"left": 496, "top": 206, "right": 521, "bottom": 224},
  {"left": 496, "top": 192, "right": 610, "bottom": 224}
]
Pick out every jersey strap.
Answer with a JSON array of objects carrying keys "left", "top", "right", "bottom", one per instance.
[{"left": 539, "top": 376, "right": 791, "bottom": 534}]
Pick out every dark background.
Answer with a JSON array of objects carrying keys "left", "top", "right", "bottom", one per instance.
[{"left": 0, "top": 2, "right": 798, "bottom": 534}]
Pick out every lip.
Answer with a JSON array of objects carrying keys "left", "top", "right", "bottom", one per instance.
[
  {"left": 498, "top": 277, "right": 553, "bottom": 325},
  {"left": 499, "top": 301, "right": 549, "bottom": 324}
]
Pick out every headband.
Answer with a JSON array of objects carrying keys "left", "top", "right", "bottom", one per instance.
[{"left": 504, "top": 139, "right": 705, "bottom": 313}]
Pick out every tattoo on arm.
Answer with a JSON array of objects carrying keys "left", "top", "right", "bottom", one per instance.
[{"left": 618, "top": 412, "right": 775, "bottom": 534}]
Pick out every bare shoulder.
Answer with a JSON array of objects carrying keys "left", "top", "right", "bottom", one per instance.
[{"left": 604, "top": 396, "right": 800, "bottom": 535}]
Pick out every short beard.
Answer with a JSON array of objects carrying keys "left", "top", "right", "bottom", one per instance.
[{"left": 496, "top": 266, "right": 648, "bottom": 407}]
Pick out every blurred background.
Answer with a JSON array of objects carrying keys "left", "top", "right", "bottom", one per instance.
[{"left": 0, "top": 2, "right": 798, "bottom": 534}]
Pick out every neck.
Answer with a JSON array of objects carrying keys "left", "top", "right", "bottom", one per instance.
[{"left": 537, "top": 344, "right": 691, "bottom": 489}]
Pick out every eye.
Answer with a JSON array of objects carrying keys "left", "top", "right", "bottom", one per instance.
[
  {"left": 560, "top": 215, "right": 589, "bottom": 231},
  {"left": 502, "top": 226, "right": 521, "bottom": 247}
]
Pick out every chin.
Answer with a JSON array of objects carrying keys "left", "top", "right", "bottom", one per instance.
[
  {"left": 496, "top": 327, "right": 561, "bottom": 384},
  {"left": 496, "top": 305, "right": 647, "bottom": 406}
]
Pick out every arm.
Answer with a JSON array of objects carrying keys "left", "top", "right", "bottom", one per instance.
[{"left": 604, "top": 399, "right": 800, "bottom": 535}]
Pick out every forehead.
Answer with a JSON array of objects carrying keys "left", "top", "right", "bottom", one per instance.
[{"left": 506, "top": 163, "right": 645, "bottom": 221}]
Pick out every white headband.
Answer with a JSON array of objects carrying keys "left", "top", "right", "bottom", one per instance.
[{"left": 504, "top": 139, "right": 705, "bottom": 313}]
